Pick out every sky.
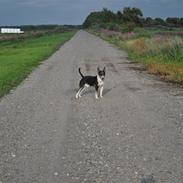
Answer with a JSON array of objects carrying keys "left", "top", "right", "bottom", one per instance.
[{"left": 0, "top": 0, "right": 183, "bottom": 26}]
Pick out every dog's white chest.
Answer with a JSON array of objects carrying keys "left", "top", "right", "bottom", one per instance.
[{"left": 97, "top": 76, "right": 104, "bottom": 86}]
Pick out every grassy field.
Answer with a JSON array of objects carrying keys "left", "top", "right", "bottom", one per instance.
[
  {"left": 0, "top": 31, "right": 76, "bottom": 98},
  {"left": 90, "top": 27, "right": 183, "bottom": 83}
]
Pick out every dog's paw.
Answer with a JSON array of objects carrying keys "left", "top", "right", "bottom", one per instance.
[{"left": 95, "top": 93, "right": 99, "bottom": 99}]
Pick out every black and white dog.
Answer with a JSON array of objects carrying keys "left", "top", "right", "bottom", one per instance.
[{"left": 76, "top": 67, "right": 106, "bottom": 99}]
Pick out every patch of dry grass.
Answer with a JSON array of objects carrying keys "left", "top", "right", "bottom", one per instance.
[
  {"left": 126, "top": 38, "right": 148, "bottom": 54},
  {"left": 147, "top": 62, "right": 183, "bottom": 82}
]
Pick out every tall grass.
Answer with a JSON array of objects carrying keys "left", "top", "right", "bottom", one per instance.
[
  {"left": 91, "top": 28, "right": 183, "bottom": 82},
  {"left": 0, "top": 31, "right": 76, "bottom": 98}
]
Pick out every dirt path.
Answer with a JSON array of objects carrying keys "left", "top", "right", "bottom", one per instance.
[{"left": 0, "top": 30, "right": 183, "bottom": 183}]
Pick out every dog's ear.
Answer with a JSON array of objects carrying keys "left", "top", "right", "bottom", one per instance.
[
  {"left": 97, "top": 67, "right": 100, "bottom": 73},
  {"left": 103, "top": 67, "right": 106, "bottom": 72}
]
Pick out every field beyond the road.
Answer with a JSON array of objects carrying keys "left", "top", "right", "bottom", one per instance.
[{"left": 0, "top": 31, "right": 76, "bottom": 98}]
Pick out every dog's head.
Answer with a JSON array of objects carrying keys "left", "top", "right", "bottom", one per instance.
[{"left": 97, "top": 67, "right": 106, "bottom": 81}]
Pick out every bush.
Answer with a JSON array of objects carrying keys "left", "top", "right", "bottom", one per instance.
[
  {"left": 102, "top": 23, "right": 121, "bottom": 31},
  {"left": 163, "top": 43, "right": 183, "bottom": 62},
  {"left": 120, "top": 22, "right": 136, "bottom": 33}
]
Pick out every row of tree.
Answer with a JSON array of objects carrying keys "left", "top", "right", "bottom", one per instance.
[
  {"left": 83, "top": 7, "right": 183, "bottom": 28},
  {"left": 144, "top": 17, "right": 183, "bottom": 26}
]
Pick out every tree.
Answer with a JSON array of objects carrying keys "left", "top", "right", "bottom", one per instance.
[
  {"left": 166, "top": 17, "right": 180, "bottom": 26},
  {"left": 145, "top": 17, "right": 153, "bottom": 26},
  {"left": 154, "top": 18, "right": 166, "bottom": 26},
  {"left": 102, "top": 8, "right": 117, "bottom": 23},
  {"left": 180, "top": 18, "right": 183, "bottom": 26},
  {"left": 82, "top": 8, "right": 117, "bottom": 28},
  {"left": 122, "top": 7, "right": 143, "bottom": 25},
  {"left": 117, "top": 11, "right": 123, "bottom": 22}
]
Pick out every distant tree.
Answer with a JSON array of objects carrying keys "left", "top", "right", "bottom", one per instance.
[
  {"left": 166, "top": 17, "right": 180, "bottom": 26},
  {"left": 83, "top": 12, "right": 102, "bottom": 28},
  {"left": 154, "top": 18, "right": 166, "bottom": 26},
  {"left": 117, "top": 11, "right": 123, "bottom": 22},
  {"left": 83, "top": 8, "right": 117, "bottom": 28},
  {"left": 139, "top": 17, "right": 146, "bottom": 26},
  {"left": 180, "top": 18, "right": 183, "bottom": 26},
  {"left": 82, "top": 6, "right": 183, "bottom": 30},
  {"left": 102, "top": 8, "right": 117, "bottom": 23},
  {"left": 145, "top": 17, "right": 153, "bottom": 26},
  {"left": 122, "top": 7, "right": 143, "bottom": 25}
]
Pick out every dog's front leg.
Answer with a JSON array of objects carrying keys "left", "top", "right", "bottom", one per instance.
[
  {"left": 99, "top": 86, "right": 104, "bottom": 98},
  {"left": 95, "top": 86, "right": 99, "bottom": 99},
  {"left": 95, "top": 91, "right": 99, "bottom": 99}
]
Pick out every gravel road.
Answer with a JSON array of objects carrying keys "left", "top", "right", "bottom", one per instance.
[{"left": 0, "top": 30, "right": 183, "bottom": 183}]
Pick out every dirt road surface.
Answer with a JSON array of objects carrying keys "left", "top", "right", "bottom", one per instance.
[{"left": 0, "top": 31, "right": 183, "bottom": 183}]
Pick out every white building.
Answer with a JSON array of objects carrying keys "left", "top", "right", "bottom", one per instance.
[{"left": 1, "top": 28, "right": 24, "bottom": 34}]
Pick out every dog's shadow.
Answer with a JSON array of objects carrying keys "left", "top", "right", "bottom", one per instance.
[
  {"left": 102, "top": 88, "right": 111, "bottom": 96},
  {"left": 65, "top": 88, "right": 111, "bottom": 97}
]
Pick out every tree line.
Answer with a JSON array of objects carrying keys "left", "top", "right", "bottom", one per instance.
[{"left": 83, "top": 7, "right": 183, "bottom": 29}]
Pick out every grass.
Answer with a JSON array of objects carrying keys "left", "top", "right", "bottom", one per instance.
[
  {"left": 0, "top": 31, "right": 76, "bottom": 98},
  {"left": 89, "top": 28, "right": 183, "bottom": 83}
]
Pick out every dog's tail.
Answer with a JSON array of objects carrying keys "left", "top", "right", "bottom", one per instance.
[{"left": 78, "top": 68, "right": 84, "bottom": 78}]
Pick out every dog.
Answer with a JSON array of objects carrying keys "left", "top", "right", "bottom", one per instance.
[{"left": 76, "top": 67, "right": 106, "bottom": 99}]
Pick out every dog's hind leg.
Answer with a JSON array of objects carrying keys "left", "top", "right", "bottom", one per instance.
[
  {"left": 76, "top": 87, "right": 83, "bottom": 99},
  {"left": 76, "top": 84, "right": 88, "bottom": 98},
  {"left": 79, "top": 84, "right": 89, "bottom": 97}
]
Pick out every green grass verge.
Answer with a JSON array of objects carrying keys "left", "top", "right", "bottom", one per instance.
[{"left": 0, "top": 31, "right": 76, "bottom": 98}]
